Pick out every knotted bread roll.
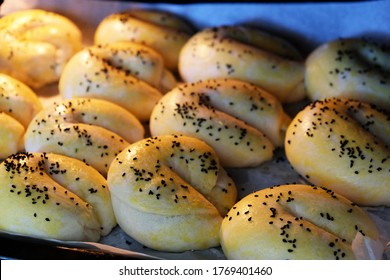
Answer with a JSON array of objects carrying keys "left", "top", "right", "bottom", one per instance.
[
  {"left": 285, "top": 98, "right": 390, "bottom": 206},
  {"left": 220, "top": 184, "right": 380, "bottom": 259},
  {"left": 150, "top": 78, "right": 291, "bottom": 168},
  {"left": 0, "top": 152, "right": 116, "bottom": 242},
  {"left": 305, "top": 38, "right": 390, "bottom": 110},
  {"left": 179, "top": 25, "right": 305, "bottom": 103},
  {"left": 0, "top": 74, "right": 42, "bottom": 159},
  {"left": 94, "top": 9, "right": 194, "bottom": 71},
  {"left": 24, "top": 98, "right": 144, "bottom": 176},
  {"left": 59, "top": 42, "right": 176, "bottom": 122},
  {"left": 107, "top": 134, "right": 237, "bottom": 252},
  {"left": 0, "top": 9, "right": 82, "bottom": 88}
]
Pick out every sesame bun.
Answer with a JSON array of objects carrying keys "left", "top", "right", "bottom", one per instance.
[
  {"left": 150, "top": 78, "right": 291, "bottom": 168},
  {"left": 179, "top": 25, "right": 305, "bottom": 103},
  {"left": 24, "top": 98, "right": 144, "bottom": 176},
  {"left": 285, "top": 98, "right": 390, "bottom": 206},
  {"left": 305, "top": 38, "right": 390, "bottom": 110},
  {"left": 107, "top": 134, "right": 237, "bottom": 252},
  {"left": 220, "top": 184, "right": 379, "bottom": 259},
  {"left": 0, "top": 152, "right": 116, "bottom": 242}
]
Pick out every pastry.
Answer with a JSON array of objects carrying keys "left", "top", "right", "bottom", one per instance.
[
  {"left": 305, "top": 38, "right": 390, "bottom": 110},
  {"left": 24, "top": 98, "right": 144, "bottom": 176},
  {"left": 0, "top": 152, "right": 116, "bottom": 242},
  {"left": 59, "top": 42, "right": 176, "bottom": 122},
  {"left": 0, "top": 73, "right": 42, "bottom": 159},
  {"left": 150, "top": 78, "right": 291, "bottom": 168},
  {"left": 220, "top": 184, "right": 380, "bottom": 259},
  {"left": 285, "top": 98, "right": 390, "bottom": 206},
  {"left": 179, "top": 25, "right": 305, "bottom": 103},
  {"left": 94, "top": 9, "right": 194, "bottom": 71},
  {"left": 107, "top": 134, "right": 237, "bottom": 252}
]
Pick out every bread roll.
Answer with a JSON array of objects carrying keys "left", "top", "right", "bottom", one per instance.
[
  {"left": 59, "top": 42, "right": 176, "bottom": 122},
  {"left": 285, "top": 98, "right": 390, "bottom": 206},
  {"left": 220, "top": 184, "right": 380, "bottom": 259},
  {"left": 94, "top": 9, "right": 194, "bottom": 71},
  {"left": 24, "top": 98, "right": 144, "bottom": 176},
  {"left": 107, "top": 134, "right": 237, "bottom": 252},
  {"left": 179, "top": 25, "right": 305, "bottom": 103},
  {"left": 0, "top": 152, "right": 116, "bottom": 242},
  {"left": 150, "top": 78, "right": 291, "bottom": 168},
  {"left": 305, "top": 38, "right": 390, "bottom": 110}
]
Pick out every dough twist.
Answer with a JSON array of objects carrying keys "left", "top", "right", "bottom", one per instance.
[
  {"left": 59, "top": 42, "right": 176, "bottom": 122},
  {"left": 94, "top": 9, "right": 194, "bottom": 71},
  {"left": 305, "top": 38, "right": 390, "bottom": 110}
]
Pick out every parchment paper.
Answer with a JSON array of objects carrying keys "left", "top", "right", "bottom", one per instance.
[{"left": 1, "top": 0, "right": 389, "bottom": 260}]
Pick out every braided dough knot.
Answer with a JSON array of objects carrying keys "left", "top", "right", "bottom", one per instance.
[
  {"left": 94, "top": 9, "right": 194, "bottom": 71},
  {"left": 305, "top": 38, "right": 390, "bottom": 110},
  {"left": 221, "top": 184, "right": 380, "bottom": 259}
]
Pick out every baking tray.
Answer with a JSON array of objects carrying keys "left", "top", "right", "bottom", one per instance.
[{"left": 0, "top": 0, "right": 389, "bottom": 260}]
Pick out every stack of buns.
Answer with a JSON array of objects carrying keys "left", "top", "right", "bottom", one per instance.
[{"left": 0, "top": 6, "right": 388, "bottom": 259}]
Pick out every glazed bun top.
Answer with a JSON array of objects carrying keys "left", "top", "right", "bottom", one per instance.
[
  {"left": 108, "top": 134, "right": 237, "bottom": 217},
  {"left": 285, "top": 98, "right": 390, "bottom": 207},
  {"left": 150, "top": 78, "right": 291, "bottom": 168}
]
